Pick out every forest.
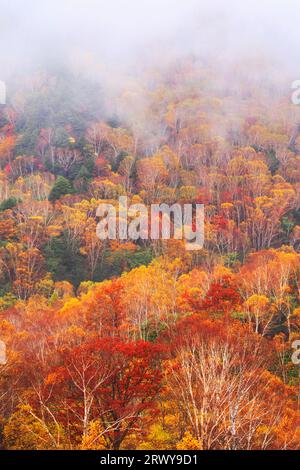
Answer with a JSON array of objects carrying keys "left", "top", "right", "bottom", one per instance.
[{"left": 0, "top": 56, "right": 299, "bottom": 450}]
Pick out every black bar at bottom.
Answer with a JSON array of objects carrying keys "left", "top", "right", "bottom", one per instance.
[{"left": 0, "top": 450, "right": 299, "bottom": 467}]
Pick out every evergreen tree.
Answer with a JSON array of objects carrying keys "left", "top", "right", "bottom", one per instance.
[{"left": 48, "top": 176, "right": 72, "bottom": 202}]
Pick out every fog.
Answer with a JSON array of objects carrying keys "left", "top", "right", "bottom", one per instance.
[{"left": 1, "top": 0, "right": 300, "bottom": 77}]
